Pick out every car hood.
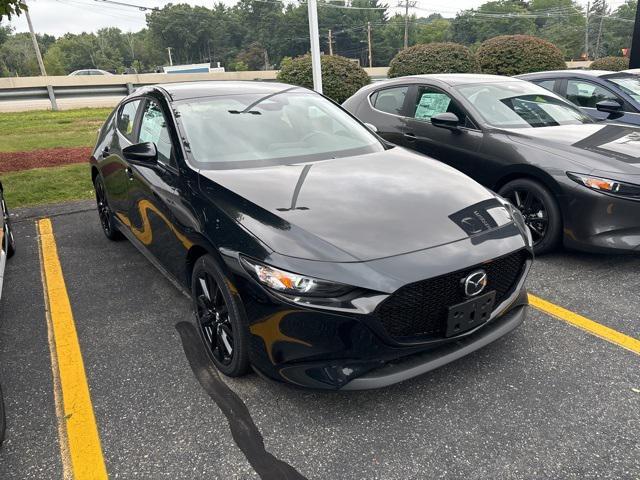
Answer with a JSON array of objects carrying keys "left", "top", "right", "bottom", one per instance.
[
  {"left": 500, "top": 123, "right": 640, "bottom": 178},
  {"left": 198, "top": 148, "right": 515, "bottom": 262}
]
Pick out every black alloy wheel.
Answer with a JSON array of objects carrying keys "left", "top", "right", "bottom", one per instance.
[
  {"left": 499, "top": 178, "right": 561, "bottom": 255},
  {"left": 94, "top": 176, "right": 122, "bottom": 241},
  {"left": 191, "top": 255, "right": 249, "bottom": 377},
  {"left": 2, "top": 198, "right": 15, "bottom": 259}
]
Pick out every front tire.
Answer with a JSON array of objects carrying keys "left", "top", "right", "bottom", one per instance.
[
  {"left": 499, "top": 178, "right": 561, "bottom": 255},
  {"left": 94, "top": 175, "right": 122, "bottom": 241},
  {"left": 191, "top": 255, "right": 250, "bottom": 377}
]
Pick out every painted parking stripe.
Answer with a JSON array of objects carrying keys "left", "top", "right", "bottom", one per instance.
[
  {"left": 37, "top": 218, "right": 108, "bottom": 480},
  {"left": 529, "top": 294, "right": 640, "bottom": 355}
]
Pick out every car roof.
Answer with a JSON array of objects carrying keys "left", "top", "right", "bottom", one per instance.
[
  {"left": 518, "top": 70, "right": 616, "bottom": 79},
  {"left": 406, "top": 73, "right": 521, "bottom": 86},
  {"left": 151, "top": 81, "right": 302, "bottom": 101}
]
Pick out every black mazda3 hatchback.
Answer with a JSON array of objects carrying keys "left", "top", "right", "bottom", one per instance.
[{"left": 90, "top": 81, "right": 533, "bottom": 390}]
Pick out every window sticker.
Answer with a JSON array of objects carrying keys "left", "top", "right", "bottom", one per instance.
[{"left": 415, "top": 93, "right": 451, "bottom": 120}]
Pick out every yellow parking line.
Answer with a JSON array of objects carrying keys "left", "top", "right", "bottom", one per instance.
[
  {"left": 37, "top": 218, "right": 108, "bottom": 480},
  {"left": 529, "top": 293, "right": 640, "bottom": 355}
]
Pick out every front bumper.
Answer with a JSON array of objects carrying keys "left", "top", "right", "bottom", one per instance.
[
  {"left": 342, "top": 296, "right": 526, "bottom": 390},
  {"left": 561, "top": 182, "right": 640, "bottom": 253},
  {"left": 236, "top": 255, "right": 530, "bottom": 390}
]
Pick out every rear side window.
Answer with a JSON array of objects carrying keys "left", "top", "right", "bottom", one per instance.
[
  {"left": 566, "top": 80, "right": 618, "bottom": 108},
  {"left": 534, "top": 79, "right": 556, "bottom": 92},
  {"left": 117, "top": 100, "right": 141, "bottom": 142},
  {"left": 371, "top": 86, "right": 408, "bottom": 115}
]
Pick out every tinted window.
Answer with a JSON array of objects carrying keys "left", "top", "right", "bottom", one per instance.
[
  {"left": 534, "top": 79, "right": 556, "bottom": 92},
  {"left": 176, "top": 90, "right": 383, "bottom": 169},
  {"left": 117, "top": 100, "right": 141, "bottom": 142},
  {"left": 608, "top": 76, "right": 640, "bottom": 103},
  {"left": 372, "top": 86, "right": 408, "bottom": 115},
  {"left": 457, "top": 82, "right": 591, "bottom": 128},
  {"left": 139, "top": 100, "right": 175, "bottom": 167},
  {"left": 566, "top": 80, "right": 618, "bottom": 108},
  {"left": 412, "top": 87, "right": 471, "bottom": 126}
]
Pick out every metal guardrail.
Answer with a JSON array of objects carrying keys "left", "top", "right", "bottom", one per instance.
[{"left": 0, "top": 68, "right": 390, "bottom": 111}]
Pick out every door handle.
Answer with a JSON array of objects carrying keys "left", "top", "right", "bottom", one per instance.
[
  {"left": 101, "top": 146, "right": 110, "bottom": 158},
  {"left": 404, "top": 132, "right": 417, "bottom": 141},
  {"left": 125, "top": 167, "right": 134, "bottom": 180}
]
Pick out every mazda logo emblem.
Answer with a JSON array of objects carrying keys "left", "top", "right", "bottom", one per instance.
[{"left": 463, "top": 270, "right": 488, "bottom": 297}]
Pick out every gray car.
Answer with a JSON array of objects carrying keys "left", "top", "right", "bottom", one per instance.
[
  {"left": 343, "top": 74, "right": 640, "bottom": 255},
  {"left": 517, "top": 70, "right": 640, "bottom": 126}
]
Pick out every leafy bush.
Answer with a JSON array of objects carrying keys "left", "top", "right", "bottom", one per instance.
[
  {"left": 589, "top": 56, "right": 630, "bottom": 72},
  {"left": 388, "top": 43, "right": 476, "bottom": 78},
  {"left": 477, "top": 35, "right": 566, "bottom": 76},
  {"left": 277, "top": 54, "right": 369, "bottom": 104}
]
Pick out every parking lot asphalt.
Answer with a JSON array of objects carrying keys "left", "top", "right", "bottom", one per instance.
[{"left": 0, "top": 202, "right": 638, "bottom": 480}]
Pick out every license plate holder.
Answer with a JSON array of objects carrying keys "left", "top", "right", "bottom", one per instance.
[{"left": 446, "top": 291, "right": 496, "bottom": 337}]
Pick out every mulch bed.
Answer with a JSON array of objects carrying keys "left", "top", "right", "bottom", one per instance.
[{"left": 0, "top": 147, "right": 92, "bottom": 173}]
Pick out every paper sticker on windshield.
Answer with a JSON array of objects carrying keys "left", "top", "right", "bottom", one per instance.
[{"left": 415, "top": 93, "right": 451, "bottom": 120}]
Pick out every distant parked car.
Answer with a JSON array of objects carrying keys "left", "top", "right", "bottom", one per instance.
[
  {"left": 0, "top": 181, "right": 15, "bottom": 446},
  {"left": 69, "top": 69, "right": 113, "bottom": 76},
  {"left": 517, "top": 70, "right": 640, "bottom": 126},
  {"left": 344, "top": 74, "right": 640, "bottom": 254}
]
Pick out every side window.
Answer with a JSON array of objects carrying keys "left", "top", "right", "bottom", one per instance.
[
  {"left": 566, "top": 80, "right": 618, "bottom": 108},
  {"left": 139, "top": 100, "right": 176, "bottom": 168},
  {"left": 412, "top": 87, "right": 470, "bottom": 126},
  {"left": 534, "top": 79, "right": 556, "bottom": 92},
  {"left": 117, "top": 100, "right": 141, "bottom": 142},
  {"left": 371, "top": 86, "right": 409, "bottom": 115}
]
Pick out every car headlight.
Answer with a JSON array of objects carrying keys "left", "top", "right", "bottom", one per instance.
[
  {"left": 567, "top": 172, "right": 640, "bottom": 199},
  {"left": 240, "top": 256, "right": 353, "bottom": 297}
]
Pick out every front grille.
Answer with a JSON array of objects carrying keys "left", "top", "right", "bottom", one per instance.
[{"left": 375, "top": 250, "right": 528, "bottom": 339}]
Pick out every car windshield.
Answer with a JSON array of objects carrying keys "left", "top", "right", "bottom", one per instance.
[
  {"left": 175, "top": 89, "right": 384, "bottom": 169},
  {"left": 607, "top": 75, "right": 640, "bottom": 103},
  {"left": 456, "top": 81, "right": 592, "bottom": 128}
]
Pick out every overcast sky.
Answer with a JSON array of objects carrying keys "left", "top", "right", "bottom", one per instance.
[{"left": 3, "top": 0, "right": 605, "bottom": 37}]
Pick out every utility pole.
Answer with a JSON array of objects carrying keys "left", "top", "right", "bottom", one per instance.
[
  {"left": 167, "top": 47, "right": 173, "bottom": 66},
  {"left": 24, "top": 2, "right": 47, "bottom": 77},
  {"left": 585, "top": 0, "right": 590, "bottom": 60},
  {"left": 595, "top": 13, "right": 605, "bottom": 59},
  {"left": 399, "top": 0, "right": 416, "bottom": 50},
  {"left": 367, "top": 22, "right": 373, "bottom": 68},
  {"left": 328, "top": 29, "right": 333, "bottom": 56},
  {"left": 307, "top": 0, "right": 323, "bottom": 94},
  {"left": 630, "top": 0, "right": 640, "bottom": 68}
]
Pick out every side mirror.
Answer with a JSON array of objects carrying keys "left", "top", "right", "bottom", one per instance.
[
  {"left": 122, "top": 142, "right": 157, "bottom": 165},
  {"left": 364, "top": 122, "right": 378, "bottom": 133},
  {"left": 431, "top": 112, "right": 460, "bottom": 130},
  {"left": 596, "top": 100, "right": 623, "bottom": 114}
]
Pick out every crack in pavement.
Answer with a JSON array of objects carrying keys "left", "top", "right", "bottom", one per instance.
[{"left": 176, "top": 321, "right": 308, "bottom": 480}]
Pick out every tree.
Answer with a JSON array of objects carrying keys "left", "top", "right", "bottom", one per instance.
[
  {"left": 0, "top": 0, "right": 26, "bottom": 21},
  {"left": 416, "top": 17, "right": 452, "bottom": 44},
  {"left": 451, "top": 0, "right": 537, "bottom": 45}
]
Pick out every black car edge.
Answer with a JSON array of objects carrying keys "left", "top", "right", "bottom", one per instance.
[
  {"left": 0, "top": 180, "right": 15, "bottom": 445},
  {"left": 90, "top": 81, "right": 533, "bottom": 390},
  {"left": 516, "top": 70, "right": 640, "bottom": 126},
  {"left": 343, "top": 74, "right": 640, "bottom": 255}
]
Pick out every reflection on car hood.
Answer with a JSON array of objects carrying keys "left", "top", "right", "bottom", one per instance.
[
  {"left": 198, "top": 148, "right": 514, "bottom": 262},
  {"left": 501, "top": 123, "right": 640, "bottom": 177}
]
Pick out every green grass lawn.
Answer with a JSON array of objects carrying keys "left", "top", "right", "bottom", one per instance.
[
  {"left": 0, "top": 108, "right": 111, "bottom": 152},
  {"left": 1, "top": 163, "right": 94, "bottom": 208}
]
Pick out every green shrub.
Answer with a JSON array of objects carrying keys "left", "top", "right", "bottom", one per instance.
[
  {"left": 388, "top": 43, "right": 476, "bottom": 78},
  {"left": 589, "top": 56, "right": 630, "bottom": 72},
  {"left": 276, "top": 54, "right": 369, "bottom": 104},
  {"left": 477, "top": 35, "right": 566, "bottom": 76}
]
